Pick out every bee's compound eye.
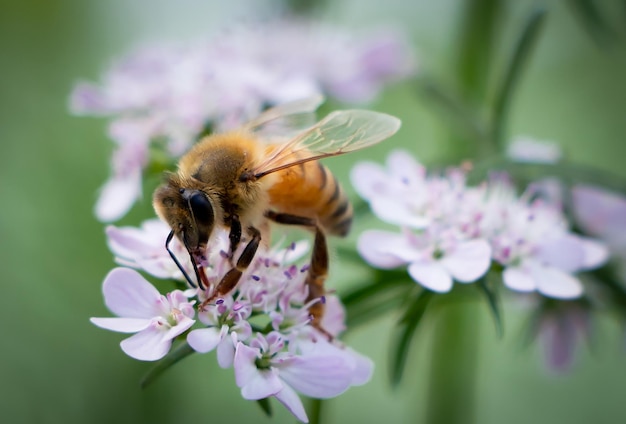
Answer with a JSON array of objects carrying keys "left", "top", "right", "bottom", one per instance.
[{"left": 189, "top": 193, "right": 214, "bottom": 225}]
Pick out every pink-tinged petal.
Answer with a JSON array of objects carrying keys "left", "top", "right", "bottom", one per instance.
[
  {"left": 408, "top": 262, "right": 452, "bottom": 293},
  {"left": 216, "top": 332, "right": 236, "bottom": 369},
  {"left": 578, "top": 237, "right": 610, "bottom": 269},
  {"left": 95, "top": 173, "right": 141, "bottom": 222},
  {"left": 532, "top": 265, "right": 584, "bottom": 299},
  {"left": 441, "top": 239, "right": 491, "bottom": 282},
  {"left": 502, "top": 267, "right": 535, "bottom": 292},
  {"left": 539, "top": 314, "right": 578, "bottom": 372},
  {"left": 120, "top": 326, "right": 170, "bottom": 361},
  {"left": 536, "top": 234, "right": 586, "bottom": 273},
  {"left": 320, "top": 295, "right": 346, "bottom": 338},
  {"left": 386, "top": 149, "right": 425, "bottom": 186},
  {"left": 370, "top": 198, "right": 430, "bottom": 228},
  {"left": 90, "top": 317, "right": 151, "bottom": 333},
  {"left": 350, "top": 162, "right": 389, "bottom": 200},
  {"left": 344, "top": 348, "right": 374, "bottom": 386},
  {"left": 187, "top": 326, "right": 223, "bottom": 353},
  {"left": 278, "top": 355, "right": 353, "bottom": 398},
  {"left": 572, "top": 184, "right": 626, "bottom": 239},
  {"left": 234, "top": 343, "right": 282, "bottom": 399},
  {"left": 105, "top": 225, "right": 151, "bottom": 260},
  {"left": 102, "top": 268, "right": 163, "bottom": 318},
  {"left": 507, "top": 137, "right": 561, "bottom": 164},
  {"left": 357, "top": 230, "right": 416, "bottom": 268},
  {"left": 274, "top": 384, "right": 309, "bottom": 423},
  {"left": 69, "top": 82, "right": 108, "bottom": 114},
  {"left": 162, "top": 317, "right": 195, "bottom": 341}
]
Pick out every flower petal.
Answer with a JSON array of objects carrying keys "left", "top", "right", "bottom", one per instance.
[
  {"left": 274, "top": 383, "right": 309, "bottom": 423},
  {"left": 441, "top": 239, "right": 491, "bottom": 282},
  {"left": 536, "top": 234, "right": 586, "bottom": 273},
  {"left": 502, "top": 266, "right": 535, "bottom": 292},
  {"left": 120, "top": 326, "right": 171, "bottom": 361},
  {"left": 532, "top": 265, "right": 584, "bottom": 299},
  {"left": 234, "top": 343, "right": 282, "bottom": 400},
  {"left": 95, "top": 173, "right": 141, "bottom": 222},
  {"left": 357, "top": 230, "right": 416, "bottom": 268},
  {"left": 370, "top": 198, "right": 430, "bottom": 228},
  {"left": 216, "top": 332, "right": 236, "bottom": 369},
  {"left": 278, "top": 354, "right": 353, "bottom": 399},
  {"left": 350, "top": 162, "right": 388, "bottom": 201},
  {"left": 408, "top": 261, "right": 452, "bottom": 293},
  {"left": 102, "top": 268, "right": 162, "bottom": 318},
  {"left": 187, "top": 327, "right": 223, "bottom": 353},
  {"left": 90, "top": 317, "right": 151, "bottom": 333}
]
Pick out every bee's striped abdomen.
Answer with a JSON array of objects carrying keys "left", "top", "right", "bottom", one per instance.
[{"left": 267, "top": 160, "right": 353, "bottom": 237}]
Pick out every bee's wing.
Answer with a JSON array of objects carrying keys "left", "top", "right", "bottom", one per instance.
[
  {"left": 251, "top": 110, "right": 401, "bottom": 179},
  {"left": 243, "top": 94, "right": 325, "bottom": 136}
]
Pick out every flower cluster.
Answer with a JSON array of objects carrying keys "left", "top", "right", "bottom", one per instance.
[
  {"left": 92, "top": 219, "right": 372, "bottom": 423},
  {"left": 351, "top": 150, "right": 609, "bottom": 299},
  {"left": 71, "top": 19, "right": 415, "bottom": 222}
]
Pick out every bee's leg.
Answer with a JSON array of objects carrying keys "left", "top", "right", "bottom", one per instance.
[
  {"left": 199, "top": 226, "right": 261, "bottom": 310},
  {"left": 228, "top": 214, "right": 242, "bottom": 260},
  {"left": 264, "top": 211, "right": 331, "bottom": 339}
]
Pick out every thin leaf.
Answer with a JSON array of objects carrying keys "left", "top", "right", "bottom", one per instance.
[
  {"left": 140, "top": 341, "right": 195, "bottom": 388},
  {"left": 256, "top": 398, "right": 272, "bottom": 418},
  {"left": 415, "top": 76, "right": 487, "bottom": 142},
  {"left": 390, "top": 290, "right": 434, "bottom": 387},
  {"left": 477, "top": 277, "right": 503, "bottom": 338},
  {"left": 491, "top": 7, "right": 547, "bottom": 148},
  {"left": 567, "top": 0, "right": 618, "bottom": 48}
]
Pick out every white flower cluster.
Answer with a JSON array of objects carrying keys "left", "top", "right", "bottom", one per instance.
[
  {"left": 92, "top": 219, "right": 372, "bottom": 423},
  {"left": 70, "top": 19, "right": 415, "bottom": 222},
  {"left": 351, "top": 150, "right": 609, "bottom": 298}
]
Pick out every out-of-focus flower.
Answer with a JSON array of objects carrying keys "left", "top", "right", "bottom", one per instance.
[
  {"left": 90, "top": 268, "right": 196, "bottom": 361},
  {"left": 507, "top": 136, "right": 562, "bottom": 164},
  {"left": 94, "top": 220, "right": 372, "bottom": 419},
  {"left": 531, "top": 300, "right": 592, "bottom": 373},
  {"left": 71, "top": 19, "right": 416, "bottom": 222},
  {"left": 351, "top": 150, "right": 609, "bottom": 298}
]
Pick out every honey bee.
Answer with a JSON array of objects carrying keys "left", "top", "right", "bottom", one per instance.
[{"left": 153, "top": 96, "right": 400, "bottom": 332}]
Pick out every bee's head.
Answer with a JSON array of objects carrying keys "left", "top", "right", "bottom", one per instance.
[{"left": 153, "top": 174, "right": 216, "bottom": 288}]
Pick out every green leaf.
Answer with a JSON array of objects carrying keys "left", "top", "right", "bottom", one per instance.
[
  {"left": 477, "top": 276, "right": 503, "bottom": 338},
  {"left": 256, "top": 397, "right": 272, "bottom": 418},
  {"left": 415, "top": 76, "right": 487, "bottom": 142},
  {"left": 140, "top": 341, "right": 195, "bottom": 389},
  {"left": 567, "top": 0, "right": 618, "bottom": 48},
  {"left": 491, "top": 7, "right": 547, "bottom": 149},
  {"left": 341, "top": 272, "right": 413, "bottom": 329},
  {"left": 390, "top": 290, "right": 434, "bottom": 387}
]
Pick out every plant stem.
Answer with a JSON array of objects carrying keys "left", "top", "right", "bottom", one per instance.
[
  {"left": 309, "top": 398, "right": 323, "bottom": 424},
  {"left": 426, "top": 300, "right": 480, "bottom": 424}
]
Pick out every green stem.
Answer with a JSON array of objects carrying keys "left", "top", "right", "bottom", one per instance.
[
  {"left": 309, "top": 398, "right": 323, "bottom": 424},
  {"left": 426, "top": 300, "right": 480, "bottom": 424},
  {"left": 491, "top": 7, "right": 547, "bottom": 150}
]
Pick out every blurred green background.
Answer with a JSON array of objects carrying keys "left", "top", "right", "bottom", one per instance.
[{"left": 2, "top": 1, "right": 626, "bottom": 423}]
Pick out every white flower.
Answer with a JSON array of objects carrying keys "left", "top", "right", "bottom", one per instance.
[
  {"left": 234, "top": 332, "right": 372, "bottom": 423},
  {"left": 72, "top": 20, "right": 416, "bottom": 221},
  {"left": 352, "top": 150, "right": 609, "bottom": 299},
  {"left": 506, "top": 136, "right": 562, "bottom": 164},
  {"left": 358, "top": 229, "right": 491, "bottom": 292},
  {"left": 90, "top": 268, "right": 196, "bottom": 361}
]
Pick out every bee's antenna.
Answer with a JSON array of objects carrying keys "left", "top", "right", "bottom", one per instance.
[
  {"left": 165, "top": 230, "right": 202, "bottom": 290},
  {"left": 181, "top": 231, "right": 207, "bottom": 291}
]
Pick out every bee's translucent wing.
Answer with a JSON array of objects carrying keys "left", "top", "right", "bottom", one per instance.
[
  {"left": 251, "top": 110, "right": 401, "bottom": 179},
  {"left": 243, "top": 94, "right": 325, "bottom": 136}
]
